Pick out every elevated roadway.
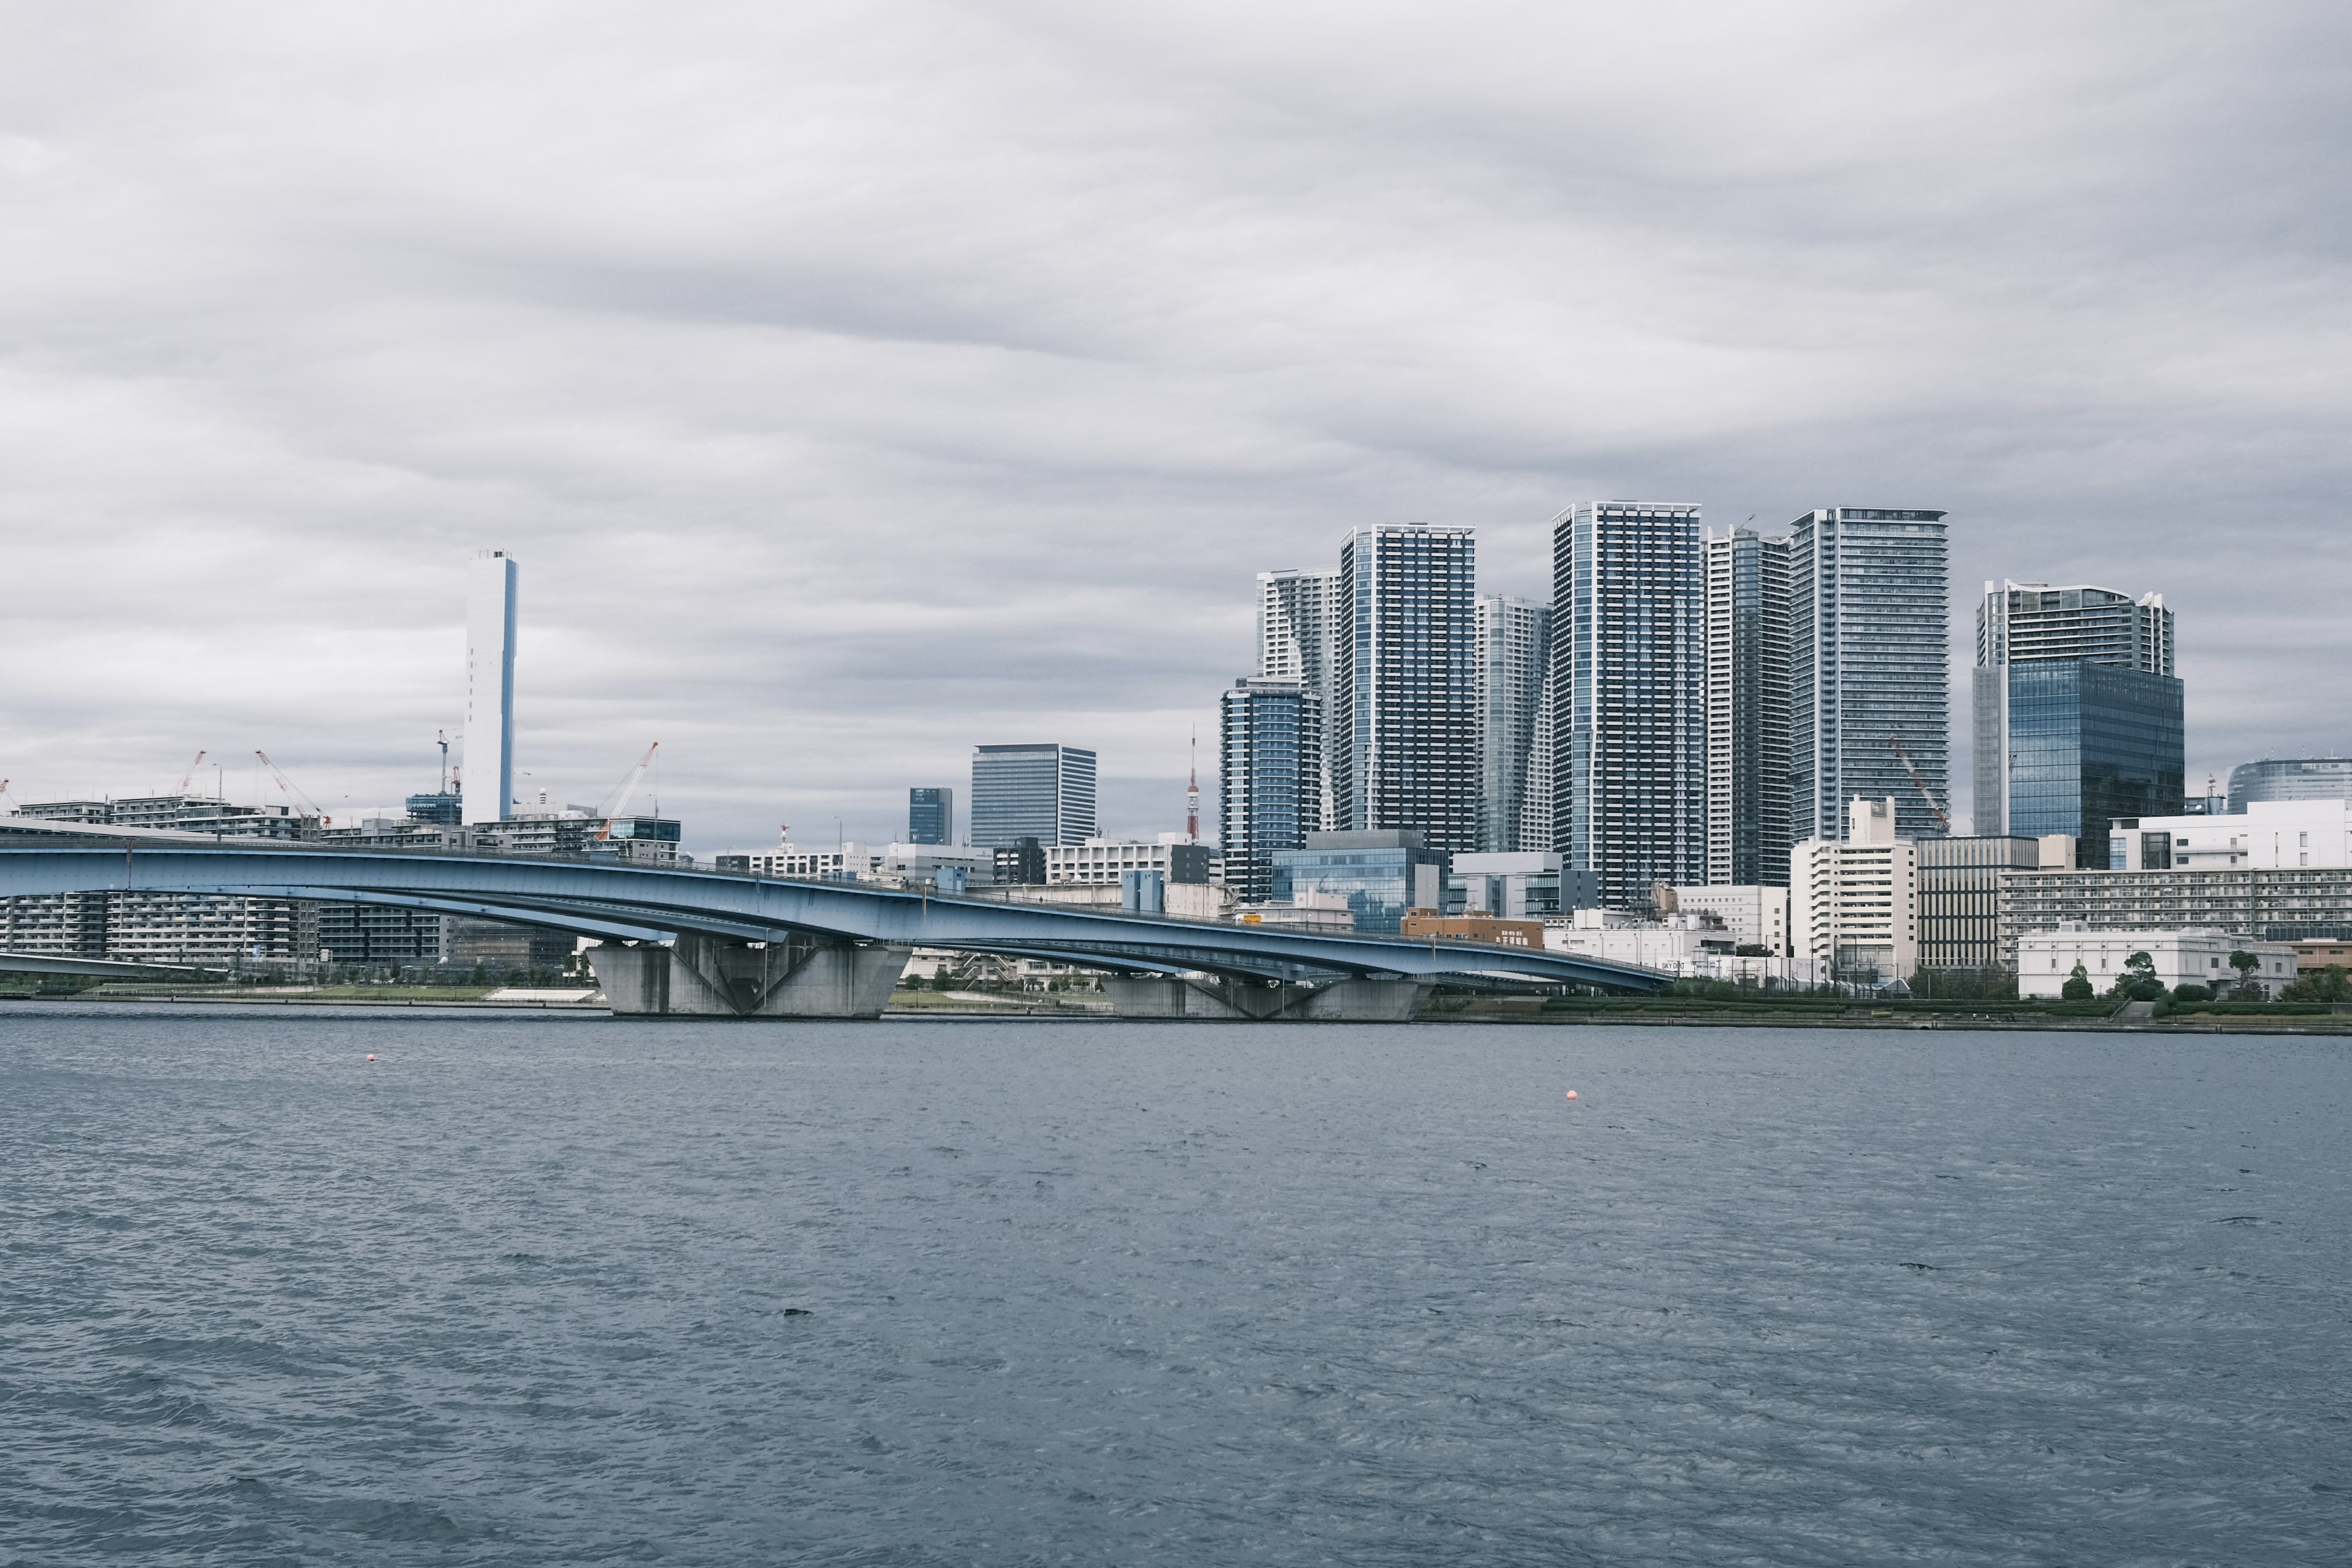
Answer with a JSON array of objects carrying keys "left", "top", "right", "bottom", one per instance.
[{"left": 0, "top": 833, "right": 1667, "bottom": 1019}]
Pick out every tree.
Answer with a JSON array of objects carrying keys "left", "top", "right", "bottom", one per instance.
[
  {"left": 2061, "top": 962, "right": 2095, "bottom": 1001},
  {"left": 2227, "top": 950, "right": 2266, "bottom": 1000},
  {"left": 2170, "top": 983, "right": 2212, "bottom": 1005},
  {"left": 2285, "top": 963, "right": 2350, "bottom": 1003}
]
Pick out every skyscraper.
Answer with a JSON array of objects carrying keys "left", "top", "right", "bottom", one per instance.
[
  {"left": 1789, "top": 508, "right": 1950, "bottom": 843},
  {"left": 1218, "top": 677, "right": 1321, "bottom": 905},
  {"left": 463, "top": 549, "right": 518, "bottom": 827},
  {"left": 2225, "top": 757, "right": 2352, "bottom": 810},
  {"left": 1974, "top": 581, "right": 2182, "bottom": 867},
  {"left": 908, "top": 786, "right": 954, "bottom": 845},
  {"left": 1333, "top": 526, "right": 1477, "bottom": 851},
  {"left": 1256, "top": 567, "right": 1340, "bottom": 831},
  {"left": 1474, "top": 595, "right": 1553, "bottom": 853},
  {"left": 970, "top": 745, "right": 1096, "bottom": 848},
  {"left": 1550, "top": 500, "right": 1707, "bottom": 908},
  {"left": 1704, "top": 528, "right": 1793, "bottom": 886}
]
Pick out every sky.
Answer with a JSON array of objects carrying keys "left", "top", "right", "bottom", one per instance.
[{"left": 2, "top": 1, "right": 2346, "bottom": 850}]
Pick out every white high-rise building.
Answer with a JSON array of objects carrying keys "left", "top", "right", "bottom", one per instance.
[
  {"left": 1704, "top": 528, "right": 1793, "bottom": 886},
  {"left": 1333, "top": 527, "right": 1479, "bottom": 852},
  {"left": 1791, "top": 796, "right": 1920, "bottom": 986},
  {"left": 464, "top": 550, "right": 519, "bottom": 827},
  {"left": 1474, "top": 595, "right": 1553, "bottom": 853},
  {"left": 1256, "top": 567, "right": 1340, "bottom": 831}
]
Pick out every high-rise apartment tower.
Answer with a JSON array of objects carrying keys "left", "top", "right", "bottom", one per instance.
[
  {"left": 1550, "top": 500, "right": 1707, "bottom": 907},
  {"left": 1256, "top": 567, "right": 1341, "bottom": 832},
  {"left": 1789, "top": 508, "right": 1950, "bottom": 843},
  {"left": 1218, "top": 677, "right": 1322, "bottom": 905},
  {"left": 1703, "top": 528, "right": 1793, "bottom": 886},
  {"left": 1333, "top": 526, "right": 1477, "bottom": 851},
  {"left": 1474, "top": 595, "right": 1553, "bottom": 853}
]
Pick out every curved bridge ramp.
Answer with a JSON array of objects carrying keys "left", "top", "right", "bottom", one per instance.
[{"left": 0, "top": 843, "right": 1667, "bottom": 1020}]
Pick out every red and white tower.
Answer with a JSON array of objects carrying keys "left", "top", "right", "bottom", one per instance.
[{"left": 1185, "top": 730, "right": 1201, "bottom": 843}]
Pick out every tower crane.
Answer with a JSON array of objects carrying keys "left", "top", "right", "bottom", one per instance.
[
  {"left": 176, "top": 750, "right": 207, "bottom": 794},
  {"left": 255, "top": 750, "right": 331, "bottom": 826},
  {"left": 594, "top": 742, "right": 660, "bottom": 841},
  {"left": 1888, "top": 737, "right": 1949, "bottom": 831}
]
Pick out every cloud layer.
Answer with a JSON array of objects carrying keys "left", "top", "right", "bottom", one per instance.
[{"left": 2, "top": 1, "right": 2346, "bottom": 843}]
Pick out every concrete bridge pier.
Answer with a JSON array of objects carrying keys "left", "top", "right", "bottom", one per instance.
[
  {"left": 1102, "top": 974, "right": 1432, "bottom": 1022},
  {"left": 589, "top": 933, "right": 908, "bottom": 1019}
]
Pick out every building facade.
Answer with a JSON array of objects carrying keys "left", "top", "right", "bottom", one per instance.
[
  {"left": 1551, "top": 500, "right": 1707, "bottom": 908},
  {"left": 1441, "top": 851, "right": 1593, "bottom": 920},
  {"left": 2227, "top": 758, "right": 2352, "bottom": 809},
  {"left": 1703, "top": 527, "right": 1793, "bottom": 887},
  {"left": 1333, "top": 526, "right": 1477, "bottom": 850},
  {"left": 2108, "top": 797, "right": 2352, "bottom": 871},
  {"left": 1218, "top": 676, "right": 1321, "bottom": 907},
  {"left": 464, "top": 549, "right": 518, "bottom": 826},
  {"left": 1270, "top": 829, "right": 1445, "bottom": 935},
  {"left": 1998, "top": 865, "right": 2352, "bottom": 963},
  {"left": 1789, "top": 508, "right": 1950, "bottom": 843},
  {"left": 1790, "top": 797, "right": 1920, "bottom": 985},
  {"left": 1917, "top": 834, "right": 2071, "bottom": 973},
  {"left": 1046, "top": 839, "right": 1219, "bottom": 886},
  {"left": 2017, "top": 926, "right": 2295, "bottom": 999},
  {"left": 908, "top": 786, "right": 955, "bottom": 846},
  {"left": 1474, "top": 594, "right": 1553, "bottom": 854},
  {"left": 1667, "top": 884, "right": 1792, "bottom": 955},
  {"left": 1973, "top": 581, "right": 2182, "bottom": 865},
  {"left": 1256, "top": 567, "right": 1341, "bottom": 832},
  {"left": 970, "top": 744, "right": 1097, "bottom": 848}
]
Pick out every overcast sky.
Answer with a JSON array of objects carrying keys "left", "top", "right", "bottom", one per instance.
[{"left": 2, "top": 2, "right": 2346, "bottom": 848}]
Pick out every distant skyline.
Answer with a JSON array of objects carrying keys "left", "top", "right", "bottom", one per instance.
[{"left": 2, "top": 4, "right": 2346, "bottom": 850}]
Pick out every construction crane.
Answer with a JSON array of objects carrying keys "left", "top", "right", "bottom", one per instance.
[
  {"left": 1888, "top": 737, "right": 1950, "bottom": 830},
  {"left": 254, "top": 750, "right": 331, "bottom": 826},
  {"left": 436, "top": 730, "right": 450, "bottom": 794},
  {"left": 175, "top": 750, "right": 207, "bottom": 794},
  {"left": 594, "top": 742, "right": 660, "bottom": 841}
]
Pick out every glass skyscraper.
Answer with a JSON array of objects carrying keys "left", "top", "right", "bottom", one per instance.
[
  {"left": 1550, "top": 500, "right": 1706, "bottom": 908},
  {"left": 1789, "top": 508, "right": 1951, "bottom": 843},
  {"left": 907, "top": 786, "right": 954, "bottom": 845},
  {"left": 2227, "top": 757, "right": 2352, "bottom": 810},
  {"left": 1333, "top": 526, "right": 1477, "bottom": 852},
  {"left": 970, "top": 744, "right": 1096, "bottom": 848},
  {"left": 1973, "top": 580, "right": 2182, "bottom": 868},
  {"left": 1218, "top": 677, "right": 1321, "bottom": 905},
  {"left": 1703, "top": 527, "right": 1793, "bottom": 886},
  {"left": 1474, "top": 594, "right": 1553, "bottom": 853}
]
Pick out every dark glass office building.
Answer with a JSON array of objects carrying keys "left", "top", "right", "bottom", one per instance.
[
  {"left": 1219, "top": 677, "right": 1321, "bottom": 905},
  {"left": 1270, "top": 830, "right": 1446, "bottom": 935},
  {"left": 908, "top": 786, "right": 954, "bottom": 846},
  {"left": 2005, "top": 662, "right": 2184, "bottom": 868}
]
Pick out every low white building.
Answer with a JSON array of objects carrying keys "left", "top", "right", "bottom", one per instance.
[
  {"left": 1791, "top": 797, "right": 1920, "bottom": 986},
  {"left": 1046, "top": 836, "right": 1221, "bottom": 887},
  {"left": 2109, "top": 797, "right": 2352, "bottom": 870},
  {"left": 2017, "top": 925, "right": 2297, "bottom": 998},
  {"left": 713, "top": 841, "right": 995, "bottom": 888},
  {"left": 1542, "top": 908, "right": 1807, "bottom": 984},
  {"left": 1667, "top": 884, "right": 1790, "bottom": 955}
]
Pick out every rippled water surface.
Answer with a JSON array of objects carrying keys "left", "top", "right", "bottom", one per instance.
[{"left": 3, "top": 1008, "right": 2348, "bottom": 1565}]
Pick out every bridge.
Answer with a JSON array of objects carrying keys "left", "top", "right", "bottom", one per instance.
[{"left": 0, "top": 831, "right": 1667, "bottom": 1020}]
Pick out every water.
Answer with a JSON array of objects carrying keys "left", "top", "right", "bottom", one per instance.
[{"left": 3, "top": 1008, "right": 2347, "bottom": 1566}]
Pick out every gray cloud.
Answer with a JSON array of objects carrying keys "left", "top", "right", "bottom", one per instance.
[{"left": 2, "top": 1, "right": 2346, "bottom": 843}]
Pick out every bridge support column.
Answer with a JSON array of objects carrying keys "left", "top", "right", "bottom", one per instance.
[
  {"left": 589, "top": 935, "right": 908, "bottom": 1019},
  {"left": 1102, "top": 976, "right": 1432, "bottom": 1022}
]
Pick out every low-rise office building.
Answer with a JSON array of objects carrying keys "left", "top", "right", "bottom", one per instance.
[
  {"left": 1401, "top": 911, "right": 1545, "bottom": 949},
  {"left": 1917, "top": 834, "right": 2073, "bottom": 971},
  {"left": 1665, "top": 884, "right": 1790, "bottom": 954},
  {"left": 2017, "top": 925, "right": 2296, "bottom": 998},
  {"left": 1046, "top": 838, "right": 1219, "bottom": 887},
  {"left": 1442, "top": 852, "right": 1593, "bottom": 921},
  {"left": 1271, "top": 831, "right": 1446, "bottom": 936}
]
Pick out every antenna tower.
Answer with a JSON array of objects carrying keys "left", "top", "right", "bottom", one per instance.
[{"left": 1185, "top": 729, "right": 1200, "bottom": 843}]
